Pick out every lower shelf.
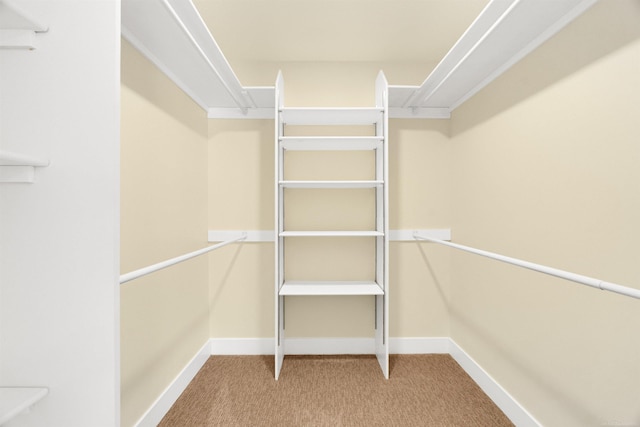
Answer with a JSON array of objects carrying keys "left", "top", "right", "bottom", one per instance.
[
  {"left": 0, "top": 387, "right": 48, "bottom": 424},
  {"left": 279, "top": 281, "right": 384, "bottom": 296}
]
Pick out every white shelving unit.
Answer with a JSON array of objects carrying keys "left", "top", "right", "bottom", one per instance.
[{"left": 274, "top": 71, "right": 389, "bottom": 379}]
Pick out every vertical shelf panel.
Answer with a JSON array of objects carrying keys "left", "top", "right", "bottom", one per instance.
[
  {"left": 274, "top": 71, "right": 285, "bottom": 380},
  {"left": 374, "top": 70, "right": 389, "bottom": 379}
]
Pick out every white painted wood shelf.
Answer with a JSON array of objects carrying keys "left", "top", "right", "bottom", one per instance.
[
  {"left": 279, "top": 230, "right": 383, "bottom": 237},
  {"left": 208, "top": 229, "right": 451, "bottom": 243},
  {"left": 280, "top": 107, "right": 383, "bottom": 125},
  {"left": 280, "top": 281, "right": 384, "bottom": 296},
  {"left": 280, "top": 136, "right": 382, "bottom": 151},
  {"left": 0, "top": 150, "right": 49, "bottom": 183},
  {"left": 275, "top": 71, "right": 389, "bottom": 380},
  {"left": 0, "top": 1, "right": 48, "bottom": 50},
  {"left": 0, "top": 387, "right": 48, "bottom": 425},
  {"left": 280, "top": 180, "right": 383, "bottom": 189}
]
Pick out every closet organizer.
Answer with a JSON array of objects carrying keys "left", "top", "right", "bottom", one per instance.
[{"left": 274, "top": 72, "right": 390, "bottom": 379}]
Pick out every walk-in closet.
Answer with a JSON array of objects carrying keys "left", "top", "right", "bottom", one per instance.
[{"left": 1, "top": 0, "right": 639, "bottom": 426}]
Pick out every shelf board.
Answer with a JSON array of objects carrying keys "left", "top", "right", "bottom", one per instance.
[
  {"left": 280, "top": 231, "right": 383, "bottom": 237},
  {"left": 279, "top": 281, "right": 384, "bottom": 296},
  {"left": 0, "top": 151, "right": 49, "bottom": 183},
  {"left": 0, "top": 1, "right": 48, "bottom": 50},
  {"left": 280, "top": 136, "right": 382, "bottom": 151},
  {"left": 280, "top": 108, "right": 383, "bottom": 125},
  {"left": 280, "top": 180, "right": 383, "bottom": 189},
  {"left": 0, "top": 387, "right": 48, "bottom": 425},
  {"left": 0, "top": 151, "right": 49, "bottom": 167}
]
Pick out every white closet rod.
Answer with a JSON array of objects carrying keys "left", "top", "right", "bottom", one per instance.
[
  {"left": 413, "top": 232, "right": 640, "bottom": 300},
  {"left": 119, "top": 233, "right": 247, "bottom": 285}
]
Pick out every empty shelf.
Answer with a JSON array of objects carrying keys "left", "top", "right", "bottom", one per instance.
[
  {"left": 280, "top": 180, "right": 383, "bottom": 189},
  {"left": 0, "top": 387, "right": 48, "bottom": 425},
  {"left": 280, "top": 136, "right": 382, "bottom": 151},
  {"left": 279, "top": 281, "right": 384, "bottom": 296},
  {"left": 0, "top": 150, "right": 49, "bottom": 183},
  {"left": 280, "top": 108, "right": 383, "bottom": 125},
  {"left": 280, "top": 231, "right": 384, "bottom": 237},
  {"left": 0, "top": 151, "right": 49, "bottom": 167}
]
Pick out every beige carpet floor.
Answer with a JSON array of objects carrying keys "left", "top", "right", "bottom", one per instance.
[{"left": 159, "top": 354, "right": 514, "bottom": 426}]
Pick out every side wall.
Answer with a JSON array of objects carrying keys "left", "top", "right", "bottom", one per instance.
[
  {"left": 449, "top": 2, "right": 640, "bottom": 425},
  {"left": 208, "top": 62, "right": 451, "bottom": 341},
  {"left": 0, "top": 1, "right": 120, "bottom": 426},
  {"left": 120, "top": 39, "right": 209, "bottom": 427}
]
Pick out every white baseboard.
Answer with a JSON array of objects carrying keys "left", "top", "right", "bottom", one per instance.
[
  {"left": 210, "top": 338, "right": 274, "bottom": 355},
  {"left": 138, "top": 337, "right": 538, "bottom": 427},
  {"left": 209, "top": 337, "right": 450, "bottom": 355},
  {"left": 133, "top": 340, "right": 211, "bottom": 427},
  {"left": 390, "top": 337, "right": 450, "bottom": 354},
  {"left": 448, "top": 339, "right": 541, "bottom": 427},
  {"left": 285, "top": 337, "right": 375, "bottom": 354}
]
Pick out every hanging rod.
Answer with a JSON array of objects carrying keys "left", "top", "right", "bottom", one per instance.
[
  {"left": 120, "top": 233, "right": 247, "bottom": 285},
  {"left": 413, "top": 232, "right": 640, "bottom": 300}
]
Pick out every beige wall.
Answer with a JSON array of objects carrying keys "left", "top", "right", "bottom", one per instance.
[
  {"left": 120, "top": 39, "right": 209, "bottom": 427},
  {"left": 208, "top": 62, "right": 452, "bottom": 339},
  {"left": 390, "top": 119, "right": 451, "bottom": 338},
  {"left": 449, "top": 1, "right": 640, "bottom": 425},
  {"left": 122, "top": 2, "right": 640, "bottom": 424}
]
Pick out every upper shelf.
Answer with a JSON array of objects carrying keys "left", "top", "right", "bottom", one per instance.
[
  {"left": 394, "top": 0, "right": 597, "bottom": 115},
  {"left": 0, "top": 0, "right": 48, "bottom": 50},
  {"left": 122, "top": 0, "right": 596, "bottom": 119},
  {"left": 280, "top": 108, "right": 383, "bottom": 126},
  {"left": 280, "top": 136, "right": 382, "bottom": 151},
  {"left": 0, "top": 150, "right": 50, "bottom": 183},
  {"left": 0, "top": 151, "right": 49, "bottom": 167},
  {"left": 122, "top": 0, "right": 273, "bottom": 117}
]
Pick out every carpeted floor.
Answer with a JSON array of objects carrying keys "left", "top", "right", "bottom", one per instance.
[{"left": 159, "top": 354, "right": 514, "bottom": 426}]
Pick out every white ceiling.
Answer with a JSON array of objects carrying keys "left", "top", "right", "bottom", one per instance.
[{"left": 192, "top": 0, "right": 490, "bottom": 63}]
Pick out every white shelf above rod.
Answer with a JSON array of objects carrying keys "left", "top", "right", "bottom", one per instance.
[
  {"left": 0, "top": 0, "right": 48, "bottom": 50},
  {"left": 0, "top": 150, "right": 50, "bottom": 183}
]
